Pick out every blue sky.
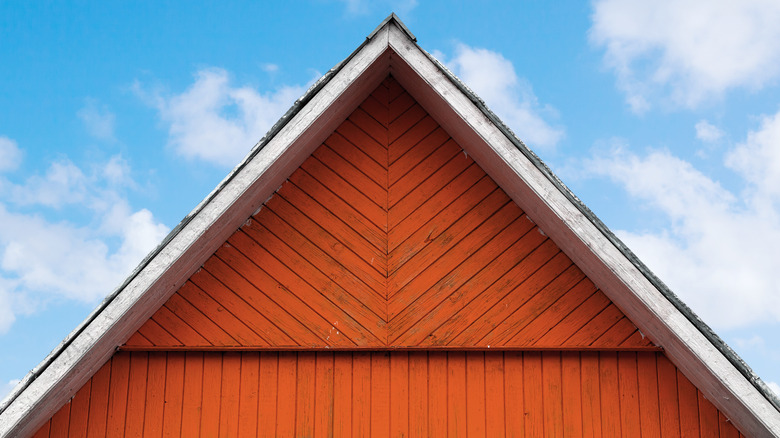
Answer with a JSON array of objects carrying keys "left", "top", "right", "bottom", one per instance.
[{"left": 2, "top": 0, "right": 780, "bottom": 401}]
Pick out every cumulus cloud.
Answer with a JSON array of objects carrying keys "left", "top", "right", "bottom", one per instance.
[
  {"left": 135, "top": 68, "right": 307, "bottom": 167},
  {"left": 77, "top": 99, "right": 116, "bottom": 141},
  {"left": 0, "top": 146, "right": 169, "bottom": 334},
  {"left": 0, "top": 137, "right": 22, "bottom": 173},
  {"left": 590, "top": 0, "right": 780, "bottom": 110},
  {"left": 726, "top": 110, "right": 780, "bottom": 199},
  {"left": 695, "top": 120, "right": 724, "bottom": 143},
  {"left": 442, "top": 44, "right": 564, "bottom": 149},
  {"left": 587, "top": 112, "right": 780, "bottom": 328}
]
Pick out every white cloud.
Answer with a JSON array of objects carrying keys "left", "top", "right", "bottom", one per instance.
[
  {"left": 587, "top": 133, "right": 780, "bottom": 329},
  {"left": 0, "top": 379, "right": 20, "bottom": 404},
  {"left": 77, "top": 99, "right": 116, "bottom": 141},
  {"left": 695, "top": 120, "right": 724, "bottom": 143},
  {"left": 726, "top": 110, "right": 780, "bottom": 199},
  {"left": 769, "top": 381, "right": 780, "bottom": 398},
  {"left": 136, "top": 68, "right": 307, "bottom": 168},
  {"left": 590, "top": 0, "right": 780, "bottom": 110},
  {"left": 0, "top": 137, "right": 22, "bottom": 173},
  {"left": 0, "top": 152, "right": 169, "bottom": 334},
  {"left": 442, "top": 44, "right": 564, "bottom": 149}
]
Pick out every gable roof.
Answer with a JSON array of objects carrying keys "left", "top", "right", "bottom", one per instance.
[{"left": 1, "top": 13, "right": 779, "bottom": 437}]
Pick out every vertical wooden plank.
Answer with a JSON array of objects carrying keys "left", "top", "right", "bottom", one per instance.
[
  {"left": 467, "top": 352, "right": 487, "bottom": 437},
  {"left": 144, "top": 352, "right": 166, "bottom": 438},
  {"left": 485, "top": 352, "right": 506, "bottom": 438},
  {"left": 448, "top": 351, "right": 467, "bottom": 437},
  {"left": 504, "top": 351, "right": 525, "bottom": 438},
  {"left": 86, "top": 360, "right": 112, "bottom": 438},
  {"left": 636, "top": 352, "right": 661, "bottom": 438},
  {"left": 523, "top": 352, "right": 544, "bottom": 437},
  {"left": 352, "top": 352, "right": 371, "bottom": 437},
  {"left": 580, "top": 352, "right": 602, "bottom": 438},
  {"left": 162, "top": 352, "right": 185, "bottom": 438},
  {"left": 333, "top": 352, "right": 352, "bottom": 438},
  {"left": 657, "top": 354, "right": 681, "bottom": 437},
  {"left": 617, "top": 352, "right": 641, "bottom": 437},
  {"left": 124, "top": 351, "right": 148, "bottom": 436},
  {"left": 718, "top": 412, "right": 740, "bottom": 438},
  {"left": 258, "top": 352, "right": 279, "bottom": 438},
  {"left": 200, "top": 353, "right": 223, "bottom": 437},
  {"left": 49, "top": 402, "right": 70, "bottom": 438},
  {"left": 219, "top": 352, "right": 242, "bottom": 437},
  {"left": 276, "top": 352, "right": 297, "bottom": 437},
  {"left": 180, "top": 352, "right": 204, "bottom": 437},
  {"left": 314, "top": 352, "right": 335, "bottom": 438},
  {"left": 371, "top": 352, "right": 391, "bottom": 438},
  {"left": 677, "top": 369, "right": 700, "bottom": 438},
  {"left": 408, "top": 352, "right": 428, "bottom": 437},
  {"left": 390, "top": 352, "right": 409, "bottom": 437},
  {"left": 237, "top": 352, "right": 260, "bottom": 437},
  {"left": 106, "top": 353, "right": 131, "bottom": 436},
  {"left": 542, "top": 352, "right": 563, "bottom": 438},
  {"left": 560, "top": 352, "right": 582, "bottom": 438},
  {"left": 599, "top": 352, "right": 621, "bottom": 437},
  {"left": 698, "top": 390, "right": 720, "bottom": 438},
  {"left": 67, "top": 378, "right": 91, "bottom": 438},
  {"left": 428, "top": 352, "right": 448, "bottom": 436},
  {"left": 31, "top": 420, "right": 50, "bottom": 438},
  {"left": 296, "top": 352, "right": 316, "bottom": 437}
]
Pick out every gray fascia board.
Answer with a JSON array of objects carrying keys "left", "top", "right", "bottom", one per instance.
[
  {"left": 416, "top": 43, "right": 780, "bottom": 414},
  {"left": 0, "top": 14, "right": 381, "bottom": 420}
]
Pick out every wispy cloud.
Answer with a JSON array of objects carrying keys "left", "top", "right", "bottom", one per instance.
[
  {"left": 590, "top": 0, "right": 780, "bottom": 111},
  {"left": 336, "top": 0, "right": 418, "bottom": 16},
  {"left": 587, "top": 110, "right": 780, "bottom": 329},
  {"left": 695, "top": 120, "right": 724, "bottom": 143},
  {"left": 135, "top": 68, "right": 307, "bottom": 168},
  {"left": 77, "top": 99, "right": 116, "bottom": 142},
  {"left": 0, "top": 140, "right": 168, "bottom": 334},
  {"left": 0, "top": 137, "right": 22, "bottom": 173},
  {"left": 439, "top": 44, "right": 564, "bottom": 150}
]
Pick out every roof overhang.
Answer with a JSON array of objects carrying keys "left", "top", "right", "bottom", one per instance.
[{"left": 1, "top": 14, "right": 778, "bottom": 437}]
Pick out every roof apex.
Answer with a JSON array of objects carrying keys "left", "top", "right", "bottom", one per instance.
[
  {"left": 368, "top": 12, "right": 416, "bottom": 42},
  {"left": 1, "top": 14, "right": 779, "bottom": 438}
]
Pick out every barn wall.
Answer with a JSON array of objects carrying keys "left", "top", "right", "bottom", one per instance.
[
  {"left": 124, "top": 77, "right": 655, "bottom": 351},
  {"left": 34, "top": 351, "right": 743, "bottom": 438}
]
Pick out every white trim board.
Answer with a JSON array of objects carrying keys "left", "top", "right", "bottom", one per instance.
[{"left": 1, "top": 15, "right": 778, "bottom": 438}]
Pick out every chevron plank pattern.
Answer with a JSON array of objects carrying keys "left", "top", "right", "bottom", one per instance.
[{"left": 124, "top": 76, "right": 656, "bottom": 350}]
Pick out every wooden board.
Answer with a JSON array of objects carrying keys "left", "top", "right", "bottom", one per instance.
[
  {"left": 122, "top": 76, "right": 656, "bottom": 351},
  {"left": 34, "top": 351, "right": 745, "bottom": 437}
]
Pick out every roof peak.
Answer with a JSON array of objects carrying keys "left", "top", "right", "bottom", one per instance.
[{"left": 368, "top": 12, "right": 416, "bottom": 42}]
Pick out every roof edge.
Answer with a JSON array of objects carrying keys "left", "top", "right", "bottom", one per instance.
[
  {"left": 416, "top": 47, "right": 780, "bottom": 414},
  {"left": 0, "top": 15, "right": 383, "bottom": 421},
  {"left": 368, "top": 13, "right": 416, "bottom": 42}
]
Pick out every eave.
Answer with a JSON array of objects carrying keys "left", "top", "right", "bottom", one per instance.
[{"left": 1, "top": 14, "right": 778, "bottom": 437}]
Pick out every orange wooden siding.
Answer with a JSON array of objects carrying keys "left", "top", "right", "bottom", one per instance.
[
  {"left": 124, "top": 76, "right": 655, "bottom": 350},
  {"left": 34, "top": 350, "right": 744, "bottom": 438}
]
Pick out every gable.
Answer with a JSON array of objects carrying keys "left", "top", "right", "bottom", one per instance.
[
  {"left": 123, "top": 77, "right": 656, "bottom": 351},
  {"left": 2, "top": 16, "right": 778, "bottom": 438}
]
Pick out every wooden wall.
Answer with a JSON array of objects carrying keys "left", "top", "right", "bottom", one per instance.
[
  {"left": 30, "top": 77, "right": 747, "bottom": 436},
  {"left": 34, "top": 350, "right": 743, "bottom": 438},
  {"left": 124, "top": 77, "right": 655, "bottom": 351}
]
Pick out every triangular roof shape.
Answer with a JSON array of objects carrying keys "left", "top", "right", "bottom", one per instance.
[{"left": 2, "top": 14, "right": 779, "bottom": 437}]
